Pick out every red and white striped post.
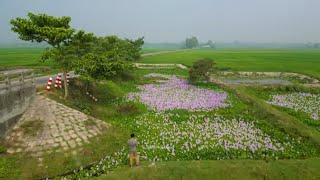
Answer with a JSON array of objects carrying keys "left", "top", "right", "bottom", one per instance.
[
  {"left": 46, "top": 77, "right": 53, "bottom": 92},
  {"left": 54, "top": 75, "right": 59, "bottom": 89},
  {"left": 58, "top": 74, "right": 62, "bottom": 88},
  {"left": 66, "top": 73, "right": 70, "bottom": 85}
]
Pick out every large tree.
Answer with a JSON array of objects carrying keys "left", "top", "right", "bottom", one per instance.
[
  {"left": 11, "top": 13, "right": 95, "bottom": 98},
  {"left": 185, "top": 36, "right": 199, "bottom": 49},
  {"left": 74, "top": 36, "right": 144, "bottom": 81}
]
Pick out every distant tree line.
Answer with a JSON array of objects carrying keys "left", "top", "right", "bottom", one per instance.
[
  {"left": 306, "top": 43, "right": 320, "bottom": 49},
  {"left": 10, "top": 13, "right": 144, "bottom": 99},
  {"left": 185, "top": 37, "right": 216, "bottom": 49},
  {"left": 185, "top": 36, "right": 199, "bottom": 49}
]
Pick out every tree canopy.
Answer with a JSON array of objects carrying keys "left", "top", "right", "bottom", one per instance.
[
  {"left": 189, "top": 59, "right": 216, "bottom": 82},
  {"left": 11, "top": 13, "right": 144, "bottom": 98},
  {"left": 185, "top": 36, "right": 199, "bottom": 49},
  {"left": 74, "top": 36, "right": 144, "bottom": 80}
]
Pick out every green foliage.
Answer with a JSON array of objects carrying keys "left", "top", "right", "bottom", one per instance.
[
  {"left": 74, "top": 53, "right": 132, "bottom": 80},
  {"left": 10, "top": 13, "right": 96, "bottom": 98},
  {"left": 73, "top": 101, "right": 92, "bottom": 115},
  {"left": 10, "top": 13, "right": 74, "bottom": 47},
  {"left": 10, "top": 13, "right": 144, "bottom": 97},
  {"left": 112, "top": 71, "right": 136, "bottom": 82},
  {"left": 0, "top": 145, "right": 7, "bottom": 154},
  {"left": 0, "top": 157, "right": 19, "bottom": 179},
  {"left": 185, "top": 36, "right": 199, "bottom": 49},
  {"left": 125, "top": 37, "right": 144, "bottom": 61},
  {"left": 74, "top": 36, "right": 144, "bottom": 81},
  {"left": 189, "top": 59, "right": 215, "bottom": 82},
  {"left": 19, "top": 120, "right": 44, "bottom": 137}
]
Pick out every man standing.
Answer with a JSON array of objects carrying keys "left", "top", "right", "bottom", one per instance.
[{"left": 128, "top": 133, "right": 139, "bottom": 167}]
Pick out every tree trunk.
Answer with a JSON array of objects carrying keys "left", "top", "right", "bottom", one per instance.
[{"left": 63, "top": 71, "right": 69, "bottom": 99}]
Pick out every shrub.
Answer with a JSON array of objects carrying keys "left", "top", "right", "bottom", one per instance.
[
  {"left": 189, "top": 59, "right": 215, "bottom": 82},
  {"left": 73, "top": 101, "right": 92, "bottom": 114},
  {"left": 117, "top": 71, "right": 136, "bottom": 81},
  {"left": 117, "top": 103, "right": 140, "bottom": 115}
]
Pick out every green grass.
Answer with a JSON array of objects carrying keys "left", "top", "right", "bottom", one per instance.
[
  {"left": 0, "top": 156, "right": 19, "bottom": 179},
  {"left": 141, "top": 49, "right": 320, "bottom": 79},
  {"left": 142, "top": 48, "right": 177, "bottom": 54},
  {"left": 0, "top": 123, "right": 128, "bottom": 180},
  {"left": 0, "top": 76, "right": 134, "bottom": 179},
  {"left": 19, "top": 120, "right": 44, "bottom": 137},
  {"left": 0, "top": 48, "right": 59, "bottom": 75},
  {"left": 0, "top": 48, "right": 176, "bottom": 75},
  {"left": 0, "top": 48, "right": 52, "bottom": 67},
  {"left": 97, "top": 159, "right": 320, "bottom": 180}
]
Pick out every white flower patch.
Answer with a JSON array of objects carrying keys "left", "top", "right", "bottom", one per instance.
[
  {"left": 136, "top": 113, "right": 289, "bottom": 161},
  {"left": 268, "top": 93, "right": 320, "bottom": 120}
]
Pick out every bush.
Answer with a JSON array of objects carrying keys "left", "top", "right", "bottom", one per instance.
[
  {"left": 117, "top": 103, "right": 140, "bottom": 115},
  {"left": 117, "top": 71, "right": 136, "bottom": 81},
  {"left": 189, "top": 59, "right": 215, "bottom": 82},
  {"left": 73, "top": 101, "right": 92, "bottom": 114}
]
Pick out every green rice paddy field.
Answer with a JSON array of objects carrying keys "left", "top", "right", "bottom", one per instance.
[
  {"left": 1, "top": 48, "right": 320, "bottom": 79},
  {"left": 0, "top": 48, "right": 50, "bottom": 67},
  {"left": 0, "top": 48, "right": 174, "bottom": 75},
  {"left": 0, "top": 48, "right": 173, "bottom": 68},
  {"left": 141, "top": 49, "right": 320, "bottom": 79}
]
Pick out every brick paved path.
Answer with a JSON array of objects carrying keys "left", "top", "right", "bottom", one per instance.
[{"left": 4, "top": 95, "right": 108, "bottom": 161}]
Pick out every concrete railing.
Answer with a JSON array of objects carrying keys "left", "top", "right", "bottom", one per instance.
[{"left": 0, "top": 69, "right": 36, "bottom": 139}]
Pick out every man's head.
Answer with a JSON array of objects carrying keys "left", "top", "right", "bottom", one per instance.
[{"left": 131, "top": 133, "right": 135, "bottom": 138}]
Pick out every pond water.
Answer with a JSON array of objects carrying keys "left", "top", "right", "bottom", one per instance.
[{"left": 223, "top": 78, "right": 292, "bottom": 85}]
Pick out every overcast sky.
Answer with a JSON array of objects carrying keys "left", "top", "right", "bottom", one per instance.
[{"left": 1, "top": 0, "right": 320, "bottom": 43}]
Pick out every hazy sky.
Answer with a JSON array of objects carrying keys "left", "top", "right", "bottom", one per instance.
[{"left": 1, "top": 0, "right": 320, "bottom": 43}]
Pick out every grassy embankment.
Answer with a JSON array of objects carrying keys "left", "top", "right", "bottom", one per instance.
[
  {"left": 141, "top": 49, "right": 320, "bottom": 79},
  {"left": 97, "top": 158, "right": 320, "bottom": 180}
]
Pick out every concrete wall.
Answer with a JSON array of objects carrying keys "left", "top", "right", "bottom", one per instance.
[{"left": 0, "top": 73, "right": 36, "bottom": 139}]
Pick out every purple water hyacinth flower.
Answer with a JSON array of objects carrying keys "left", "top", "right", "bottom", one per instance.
[{"left": 127, "top": 74, "right": 229, "bottom": 111}]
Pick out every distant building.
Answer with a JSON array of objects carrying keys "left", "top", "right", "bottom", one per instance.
[{"left": 201, "top": 45, "right": 211, "bottom": 48}]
